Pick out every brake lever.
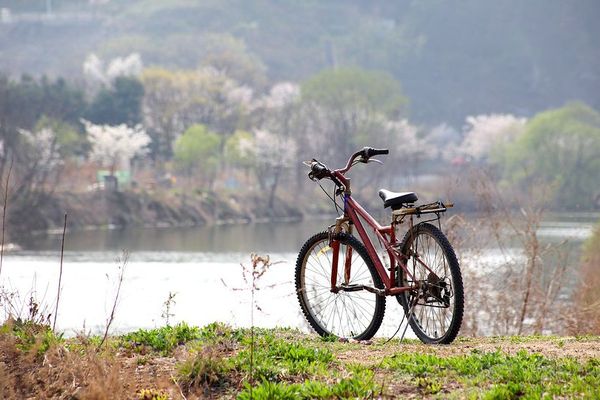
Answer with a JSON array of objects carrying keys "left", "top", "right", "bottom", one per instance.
[{"left": 367, "top": 158, "right": 384, "bottom": 165}]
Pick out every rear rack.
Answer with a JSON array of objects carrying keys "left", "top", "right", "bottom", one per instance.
[{"left": 392, "top": 201, "right": 453, "bottom": 217}]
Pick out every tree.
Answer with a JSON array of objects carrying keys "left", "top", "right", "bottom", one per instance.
[
  {"left": 502, "top": 102, "right": 600, "bottom": 209},
  {"left": 199, "top": 33, "right": 268, "bottom": 89},
  {"left": 253, "top": 129, "right": 297, "bottom": 208},
  {"left": 224, "top": 130, "right": 255, "bottom": 171},
  {"left": 173, "top": 124, "right": 222, "bottom": 188},
  {"left": 86, "top": 77, "right": 145, "bottom": 126},
  {"left": 459, "top": 114, "right": 527, "bottom": 163},
  {"left": 83, "top": 120, "right": 150, "bottom": 177},
  {"left": 300, "top": 67, "right": 408, "bottom": 166},
  {"left": 141, "top": 67, "right": 251, "bottom": 162},
  {"left": 0, "top": 75, "right": 86, "bottom": 192},
  {"left": 250, "top": 82, "right": 302, "bottom": 205},
  {"left": 83, "top": 53, "right": 143, "bottom": 89}
]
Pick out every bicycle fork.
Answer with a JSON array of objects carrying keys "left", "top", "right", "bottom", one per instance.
[{"left": 329, "top": 237, "right": 354, "bottom": 293}]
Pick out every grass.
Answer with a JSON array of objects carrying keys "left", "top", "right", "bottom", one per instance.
[
  {"left": 382, "top": 349, "right": 600, "bottom": 399},
  {"left": 119, "top": 322, "right": 201, "bottom": 355},
  {"left": 1, "top": 321, "right": 599, "bottom": 399}
]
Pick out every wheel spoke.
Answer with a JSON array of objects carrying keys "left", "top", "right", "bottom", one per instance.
[
  {"left": 397, "top": 224, "right": 463, "bottom": 344},
  {"left": 296, "top": 232, "right": 385, "bottom": 340}
]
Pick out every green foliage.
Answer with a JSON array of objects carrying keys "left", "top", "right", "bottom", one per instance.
[
  {"left": 0, "top": 75, "right": 86, "bottom": 163},
  {"left": 34, "top": 116, "right": 87, "bottom": 158},
  {"left": 173, "top": 124, "right": 222, "bottom": 180},
  {"left": 197, "top": 321, "right": 244, "bottom": 344},
  {"left": 119, "top": 322, "right": 201, "bottom": 355},
  {"left": 1, "top": 319, "right": 64, "bottom": 356},
  {"left": 232, "top": 331, "right": 334, "bottom": 382},
  {"left": 382, "top": 349, "right": 600, "bottom": 398},
  {"left": 86, "top": 77, "right": 145, "bottom": 126},
  {"left": 502, "top": 101, "right": 600, "bottom": 209},
  {"left": 300, "top": 66, "right": 408, "bottom": 164},
  {"left": 237, "top": 368, "right": 378, "bottom": 400},
  {"left": 224, "top": 130, "right": 255, "bottom": 169},
  {"left": 302, "top": 67, "right": 408, "bottom": 119},
  {"left": 0, "top": 74, "right": 86, "bottom": 131}
]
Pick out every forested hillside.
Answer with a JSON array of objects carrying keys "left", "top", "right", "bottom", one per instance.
[{"left": 1, "top": 0, "right": 598, "bottom": 124}]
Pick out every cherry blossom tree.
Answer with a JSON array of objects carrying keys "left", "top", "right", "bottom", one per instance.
[
  {"left": 459, "top": 114, "right": 527, "bottom": 163},
  {"left": 82, "top": 120, "right": 150, "bottom": 179},
  {"left": 253, "top": 128, "right": 297, "bottom": 208}
]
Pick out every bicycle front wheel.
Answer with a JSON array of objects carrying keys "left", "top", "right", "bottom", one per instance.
[
  {"left": 295, "top": 231, "right": 385, "bottom": 340},
  {"left": 397, "top": 223, "right": 464, "bottom": 344}
]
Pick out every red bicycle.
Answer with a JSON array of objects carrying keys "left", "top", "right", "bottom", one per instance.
[{"left": 295, "top": 147, "right": 464, "bottom": 344}]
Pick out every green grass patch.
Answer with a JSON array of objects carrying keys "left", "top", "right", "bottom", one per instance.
[
  {"left": 232, "top": 331, "right": 335, "bottom": 381},
  {"left": 382, "top": 349, "right": 600, "bottom": 398},
  {"left": 1, "top": 319, "right": 63, "bottom": 356},
  {"left": 119, "top": 322, "right": 201, "bottom": 355},
  {"left": 237, "top": 368, "right": 379, "bottom": 399}
]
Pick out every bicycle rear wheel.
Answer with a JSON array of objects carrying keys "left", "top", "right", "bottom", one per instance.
[
  {"left": 397, "top": 223, "right": 464, "bottom": 344},
  {"left": 295, "top": 231, "right": 385, "bottom": 340}
]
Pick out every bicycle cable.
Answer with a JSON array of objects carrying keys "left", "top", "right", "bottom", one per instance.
[{"left": 317, "top": 180, "right": 343, "bottom": 214}]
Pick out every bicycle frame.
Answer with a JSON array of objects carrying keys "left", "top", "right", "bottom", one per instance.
[{"left": 329, "top": 171, "right": 433, "bottom": 296}]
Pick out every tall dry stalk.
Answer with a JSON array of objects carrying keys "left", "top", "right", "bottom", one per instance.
[
  {"left": 52, "top": 213, "right": 67, "bottom": 332},
  {"left": 97, "top": 250, "right": 129, "bottom": 350},
  {"left": 0, "top": 158, "right": 13, "bottom": 280},
  {"left": 237, "top": 253, "right": 273, "bottom": 395},
  {"left": 454, "top": 170, "right": 573, "bottom": 336}
]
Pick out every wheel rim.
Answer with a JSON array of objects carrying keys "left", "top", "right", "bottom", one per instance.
[
  {"left": 403, "top": 231, "right": 456, "bottom": 341},
  {"left": 300, "top": 238, "right": 379, "bottom": 338}
]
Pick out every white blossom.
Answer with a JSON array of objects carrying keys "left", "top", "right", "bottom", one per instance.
[
  {"left": 106, "top": 53, "right": 143, "bottom": 80},
  {"left": 237, "top": 136, "right": 255, "bottom": 158},
  {"left": 83, "top": 53, "right": 107, "bottom": 85},
  {"left": 82, "top": 120, "right": 150, "bottom": 172},
  {"left": 83, "top": 52, "right": 143, "bottom": 85},
  {"left": 253, "top": 128, "right": 297, "bottom": 166},
  {"left": 386, "top": 119, "right": 437, "bottom": 160},
  {"left": 226, "top": 85, "right": 254, "bottom": 108},
  {"left": 264, "top": 82, "right": 300, "bottom": 109},
  {"left": 460, "top": 114, "right": 527, "bottom": 161}
]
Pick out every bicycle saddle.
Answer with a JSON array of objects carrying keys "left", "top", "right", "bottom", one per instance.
[{"left": 378, "top": 189, "right": 418, "bottom": 210}]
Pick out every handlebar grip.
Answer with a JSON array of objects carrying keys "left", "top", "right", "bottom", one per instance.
[
  {"left": 363, "top": 147, "right": 389, "bottom": 158},
  {"left": 309, "top": 160, "right": 330, "bottom": 180}
]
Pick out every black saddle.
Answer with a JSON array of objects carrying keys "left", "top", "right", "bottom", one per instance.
[{"left": 378, "top": 189, "right": 418, "bottom": 210}]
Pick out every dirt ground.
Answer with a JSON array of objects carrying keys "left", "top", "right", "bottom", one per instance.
[{"left": 335, "top": 336, "right": 600, "bottom": 364}]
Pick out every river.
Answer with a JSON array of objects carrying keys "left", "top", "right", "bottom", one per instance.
[{"left": 1, "top": 213, "right": 596, "bottom": 337}]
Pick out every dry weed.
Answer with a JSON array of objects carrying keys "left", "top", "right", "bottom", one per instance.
[
  {"left": 447, "top": 170, "right": 574, "bottom": 336},
  {"left": 567, "top": 221, "right": 600, "bottom": 335}
]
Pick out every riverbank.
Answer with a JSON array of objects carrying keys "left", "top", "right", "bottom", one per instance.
[
  {"left": 1, "top": 322, "right": 599, "bottom": 399},
  {"left": 7, "top": 189, "right": 306, "bottom": 242}
]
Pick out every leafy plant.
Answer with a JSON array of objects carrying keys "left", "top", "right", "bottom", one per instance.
[
  {"left": 120, "top": 322, "right": 200, "bottom": 355},
  {"left": 1, "top": 318, "right": 63, "bottom": 356}
]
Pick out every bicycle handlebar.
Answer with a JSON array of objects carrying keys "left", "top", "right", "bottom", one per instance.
[
  {"left": 307, "top": 147, "right": 389, "bottom": 183},
  {"left": 363, "top": 147, "right": 389, "bottom": 158}
]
